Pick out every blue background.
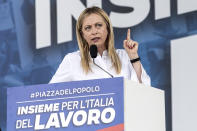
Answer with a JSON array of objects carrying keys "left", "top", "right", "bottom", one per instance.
[{"left": 0, "top": 0, "right": 197, "bottom": 131}]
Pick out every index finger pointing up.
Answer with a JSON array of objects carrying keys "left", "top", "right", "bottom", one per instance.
[{"left": 127, "top": 29, "right": 131, "bottom": 40}]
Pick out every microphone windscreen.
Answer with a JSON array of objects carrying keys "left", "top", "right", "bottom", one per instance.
[{"left": 90, "top": 44, "right": 98, "bottom": 58}]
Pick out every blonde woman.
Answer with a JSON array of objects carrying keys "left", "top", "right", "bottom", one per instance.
[{"left": 50, "top": 7, "right": 150, "bottom": 86}]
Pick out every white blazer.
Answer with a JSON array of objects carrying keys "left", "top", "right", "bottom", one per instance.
[{"left": 50, "top": 49, "right": 151, "bottom": 86}]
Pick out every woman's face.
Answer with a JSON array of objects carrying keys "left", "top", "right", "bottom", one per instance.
[{"left": 82, "top": 13, "right": 108, "bottom": 49}]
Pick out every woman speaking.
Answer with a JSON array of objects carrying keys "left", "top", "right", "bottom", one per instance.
[{"left": 50, "top": 6, "right": 150, "bottom": 86}]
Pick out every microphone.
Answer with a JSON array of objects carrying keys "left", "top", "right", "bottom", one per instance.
[
  {"left": 90, "top": 45, "right": 114, "bottom": 78},
  {"left": 90, "top": 44, "right": 98, "bottom": 58}
]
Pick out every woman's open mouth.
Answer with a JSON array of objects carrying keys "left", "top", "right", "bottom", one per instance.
[{"left": 91, "top": 37, "right": 101, "bottom": 43}]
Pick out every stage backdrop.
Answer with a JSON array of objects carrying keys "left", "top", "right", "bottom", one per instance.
[{"left": 0, "top": 0, "right": 197, "bottom": 131}]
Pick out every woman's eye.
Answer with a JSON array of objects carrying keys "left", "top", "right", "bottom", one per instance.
[
  {"left": 85, "top": 26, "right": 91, "bottom": 31},
  {"left": 96, "top": 23, "right": 102, "bottom": 27}
]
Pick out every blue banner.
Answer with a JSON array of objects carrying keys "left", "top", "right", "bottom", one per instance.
[{"left": 5, "top": 77, "right": 124, "bottom": 131}]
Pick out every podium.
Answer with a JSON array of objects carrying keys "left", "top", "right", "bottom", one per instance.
[
  {"left": 0, "top": 77, "right": 165, "bottom": 131},
  {"left": 124, "top": 79, "right": 166, "bottom": 131}
]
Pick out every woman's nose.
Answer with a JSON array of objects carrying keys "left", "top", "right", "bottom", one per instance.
[{"left": 91, "top": 27, "right": 98, "bottom": 35}]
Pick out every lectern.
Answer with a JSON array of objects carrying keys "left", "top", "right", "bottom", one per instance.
[{"left": 0, "top": 77, "right": 165, "bottom": 131}]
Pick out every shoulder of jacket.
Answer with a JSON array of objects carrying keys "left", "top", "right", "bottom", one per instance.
[{"left": 64, "top": 50, "right": 81, "bottom": 58}]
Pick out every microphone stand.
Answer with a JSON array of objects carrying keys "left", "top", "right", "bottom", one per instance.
[{"left": 93, "top": 59, "right": 114, "bottom": 78}]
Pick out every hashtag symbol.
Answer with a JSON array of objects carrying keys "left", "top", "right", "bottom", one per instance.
[{"left": 30, "top": 93, "right": 35, "bottom": 99}]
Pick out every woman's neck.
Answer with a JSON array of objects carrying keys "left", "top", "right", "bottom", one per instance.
[{"left": 97, "top": 46, "right": 106, "bottom": 57}]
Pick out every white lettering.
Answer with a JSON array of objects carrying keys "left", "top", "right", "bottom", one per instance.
[
  {"left": 110, "top": 0, "right": 150, "bottom": 27},
  {"left": 87, "top": 0, "right": 102, "bottom": 8},
  {"left": 101, "top": 108, "right": 115, "bottom": 124},
  {"left": 56, "top": 0, "right": 85, "bottom": 44},
  {"left": 35, "top": 1, "right": 196, "bottom": 49},
  {"left": 45, "top": 113, "right": 60, "bottom": 129},
  {"left": 177, "top": 0, "right": 197, "bottom": 14},
  {"left": 16, "top": 119, "right": 33, "bottom": 129},
  {"left": 34, "top": 115, "right": 45, "bottom": 130},
  {"left": 155, "top": 0, "right": 171, "bottom": 20},
  {"left": 35, "top": 0, "right": 51, "bottom": 49},
  {"left": 34, "top": 108, "right": 115, "bottom": 129},
  {"left": 60, "top": 112, "right": 74, "bottom": 127},
  {"left": 87, "top": 109, "right": 100, "bottom": 125},
  {"left": 73, "top": 110, "right": 87, "bottom": 126}
]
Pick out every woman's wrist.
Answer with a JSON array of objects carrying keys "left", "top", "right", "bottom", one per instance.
[
  {"left": 130, "top": 57, "right": 140, "bottom": 63},
  {"left": 128, "top": 53, "right": 139, "bottom": 60}
]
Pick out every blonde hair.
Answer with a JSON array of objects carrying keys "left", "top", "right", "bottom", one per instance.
[{"left": 76, "top": 7, "right": 121, "bottom": 74}]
